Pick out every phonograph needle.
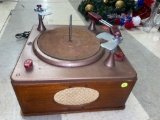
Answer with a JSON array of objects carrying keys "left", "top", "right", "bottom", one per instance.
[{"left": 69, "top": 14, "right": 72, "bottom": 42}]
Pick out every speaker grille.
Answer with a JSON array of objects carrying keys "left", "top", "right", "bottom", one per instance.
[{"left": 54, "top": 87, "right": 99, "bottom": 106}]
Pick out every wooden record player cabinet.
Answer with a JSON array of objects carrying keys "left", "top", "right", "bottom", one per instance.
[{"left": 11, "top": 25, "right": 137, "bottom": 116}]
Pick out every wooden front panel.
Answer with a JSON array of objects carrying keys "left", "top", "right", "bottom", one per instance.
[{"left": 12, "top": 79, "right": 136, "bottom": 116}]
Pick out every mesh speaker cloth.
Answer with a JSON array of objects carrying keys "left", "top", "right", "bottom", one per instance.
[{"left": 54, "top": 87, "right": 99, "bottom": 106}]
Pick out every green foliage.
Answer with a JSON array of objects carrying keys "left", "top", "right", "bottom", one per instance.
[
  {"left": 78, "top": 0, "right": 136, "bottom": 21},
  {"left": 157, "top": 0, "right": 160, "bottom": 2}
]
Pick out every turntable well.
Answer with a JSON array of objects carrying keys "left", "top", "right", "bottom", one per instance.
[{"left": 33, "top": 26, "right": 104, "bottom": 67}]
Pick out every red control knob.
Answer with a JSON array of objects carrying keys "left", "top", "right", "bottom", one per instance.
[
  {"left": 114, "top": 51, "right": 125, "bottom": 61},
  {"left": 24, "top": 59, "right": 33, "bottom": 69}
]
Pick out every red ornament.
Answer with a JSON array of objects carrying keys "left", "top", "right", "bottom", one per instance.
[
  {"left": 144, "top": 0, "right": 154, "bottom": 7},
  {"left": 133, "top": 5, "right": 151, "bottom": 19},
  {"left": 124, "top": 21, "right": 134, "bottom": 30},
  {"left": 114, "top": 18, "right": 121, "bottom": 25}
]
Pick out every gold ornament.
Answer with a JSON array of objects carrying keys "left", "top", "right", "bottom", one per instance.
[
  {"left": 85, "top": 4, "right": 93, "bottom": 12},
  {"left": 115, "top": 0, "right": 124, "bottom": 9},
  {"left": 103, "top": 0, "right": 109, "bottom": 4}
]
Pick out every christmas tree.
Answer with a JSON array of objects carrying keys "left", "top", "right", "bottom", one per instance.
[
  {"left": 78, "top": 0, "right": 135, "bottom": 21},
  {"left": 78, "top": 0, "right": 153, "bottom": 23}
]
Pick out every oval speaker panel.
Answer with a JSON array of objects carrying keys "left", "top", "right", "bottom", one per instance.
[{"left": 54, "top": 87, "right": 99, "bottom": 106}]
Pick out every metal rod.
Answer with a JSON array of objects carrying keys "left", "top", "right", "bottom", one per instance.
[
  {"left": 101, "top": 19, "right": 113, "bottom": 27},
  {"left": 99, "top": 19, "right": 113, "bottom": 27},
  {"left": 69, "top": 14, "right": 72, "bottom": 42},
  {"left": 99, "top": 20, "right": 112, "bottom": 27}
]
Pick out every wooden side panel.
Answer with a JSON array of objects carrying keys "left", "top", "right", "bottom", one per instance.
[{"left": 12, "top": 80, "right": 136, "bottom": 116}]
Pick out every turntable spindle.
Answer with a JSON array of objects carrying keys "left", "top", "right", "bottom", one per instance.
[{"left": 69, "top": 14, "right": 72, "bottom": 42}]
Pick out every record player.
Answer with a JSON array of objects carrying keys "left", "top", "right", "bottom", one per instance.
[{"left": 11, "top": 5, "right": 137, "bottom": 116}]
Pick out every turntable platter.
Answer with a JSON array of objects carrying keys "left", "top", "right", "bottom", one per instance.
[{"left": 33, "top": 26, "right": 104, "bottom": 67}]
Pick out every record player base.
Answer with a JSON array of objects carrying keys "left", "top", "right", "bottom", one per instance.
[{"left": 11, "top": 25, "right": 137, "bottom": 116}]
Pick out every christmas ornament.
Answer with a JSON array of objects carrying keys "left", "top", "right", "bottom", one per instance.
[
  {"left": 114, "top": 18, "right": 121, "bottom": 25},
  {"left": 85, "top": 4, "right": 94, "bottom": 12},
  {"left": 132, "top": 16, "right": 141, "bottom": 26},
  {"left": 114, "top": 14, "right": 141, "bottom": 30},
  {"left": 103, "top": 0, "right": 109, "bottom": 4},
  {"left": 115, "top": 0, "right": 124, "bottom": 9},
  {"left": 123, "top": 16, "right": 141, "bottom": 29},
  {"left": 120, "top": 14, "right": 132, "bottom": 27},
  {"left": 136, "top": 0, "right": 144, "bottom": 6},
  {"left": 133, "top": 5, "right": 151, "bottom": 19},
  {"left": 124, "top": 21, "right": 134, "bottom": 29},
  {"left": 144, "top": 0, "right": 154, "bottom": 7}
]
